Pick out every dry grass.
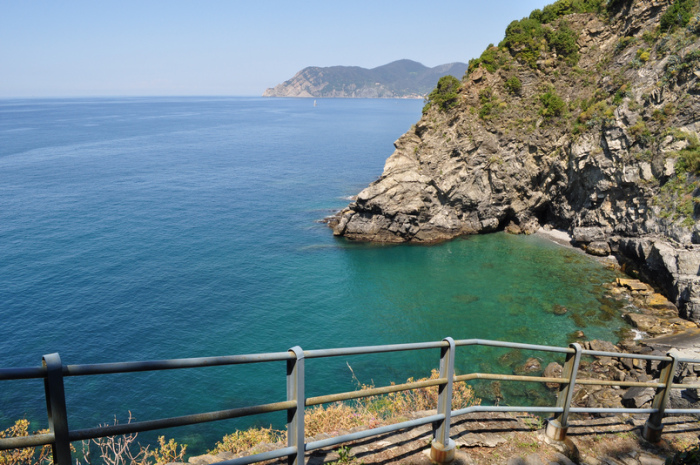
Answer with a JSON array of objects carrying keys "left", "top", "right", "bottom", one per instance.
[
  {"left": 355, "top": 368, "right": 480, "bottom": 420},
  {"left": 1, "top": 416, "right": 186, "bottom": 465},
  {"left": 0, "top": 419, "right": 51, "bottom": 465},
  {"left": 211, "top": 426, "right": 286, "bottom": 455},
  {"left": 210, "top": 368, "right": 479, "bottom": 456}
]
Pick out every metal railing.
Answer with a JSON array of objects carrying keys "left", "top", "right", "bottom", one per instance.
[{"left": 1, "top": 338, "right": 700, "bottom": 465}]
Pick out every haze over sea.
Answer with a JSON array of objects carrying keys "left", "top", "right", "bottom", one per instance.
[{"left": 0, "top": 97, "right": 629, "bottom": 452}]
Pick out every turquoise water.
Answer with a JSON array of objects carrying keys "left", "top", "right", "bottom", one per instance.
[{"left": 0, "top": 97, "right": 627, "bottom": 452}]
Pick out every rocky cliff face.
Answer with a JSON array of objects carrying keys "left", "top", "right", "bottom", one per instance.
[{"left": 330, "top": 0, "right": 700, "bottom": 322}]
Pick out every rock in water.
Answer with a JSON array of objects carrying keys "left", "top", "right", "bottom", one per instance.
[
  {"left": 543, "top": 362, "right": 563, "bottom": 390},
  {"left": 513, "top": 357, "right": 542, "bottom": 376}
]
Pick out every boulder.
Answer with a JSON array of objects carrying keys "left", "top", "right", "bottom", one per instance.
[
  {"left": 572, "top": 227, "right": 607, "bottom": 244},
  {"left": 624, "top": 313, "right": 661, "bottom": 332},
  {"left": 514, "top": 357, "right": 542, "bottom": 376},
  {"left": 622, "top": 386, "right": 655, "bottom": 408},
  {"left": 586, "top": 241, "right": 611, "bottom": 256},
  {"left": 587, "top": 340, "right": 620, "bottom": 354},
  {"left": 543, "top": 362, "right": 563, "bottom": 390},
  {"left": 552, "top": 304, "right": 568, "bottom": 315}
]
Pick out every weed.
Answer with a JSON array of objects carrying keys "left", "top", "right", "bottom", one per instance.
[
  {"left": 211, "top": 426, "right": 286, "bottom": 455},
  {"left": 522, "top": 415, "right": 545, "bottom": 431},
  {"left": 333, "top": 446, "right": 357, "bottom": 465},
  {"left": 0, "top": 419, "right": 51, "bottom": 465},
  {"left": 147, "top": 437, "right": 187, "bottom": 465}
]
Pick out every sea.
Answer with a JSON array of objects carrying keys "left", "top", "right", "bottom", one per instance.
[{"left": 0, "top": 97, "right": 631, "bottom": 453}]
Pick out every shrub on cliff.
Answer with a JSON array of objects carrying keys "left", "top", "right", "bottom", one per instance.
[
  {"left": 539, "top": 89, "right": 566, "bottom": 119},
  {"left": 501, "top": 18, "right": 547, "bottom": 68},
  {"left": 547, "top": 21, "right": 580, "bottom": 64},
  {"left": 504, "top": 76, "right": 522, "bottom": 95},
  {"left": 660, "top": 0, "right": 695, "bottom": 32},
  {"left": 423, "top": 75, "right": 461, "bottom": 113},
  {"left": 676, "top": 141, "right": 700, "bottom": 176},
  {"left": 531, "top": 0, "right": 605, "bottom": 23}
]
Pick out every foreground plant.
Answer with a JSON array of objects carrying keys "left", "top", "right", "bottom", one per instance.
[{"left": 0, "top": 419, "right": 51, "bottom": 465}]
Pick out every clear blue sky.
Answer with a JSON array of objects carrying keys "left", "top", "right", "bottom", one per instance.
[{"left": 0, "top": 0, "right": 553, "bottom": 98}]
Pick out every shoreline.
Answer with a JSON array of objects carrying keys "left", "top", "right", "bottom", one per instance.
[{"left": 533, "top": 226, "right": 700, "bottom": 348}]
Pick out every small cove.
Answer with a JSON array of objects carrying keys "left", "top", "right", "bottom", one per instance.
[{"left": 0, "top": 97, "right": 631, "bottom": 453}]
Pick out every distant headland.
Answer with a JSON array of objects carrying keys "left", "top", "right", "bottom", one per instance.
[{"left": 262, "top": 59, "right": 468, "bottom": 99}]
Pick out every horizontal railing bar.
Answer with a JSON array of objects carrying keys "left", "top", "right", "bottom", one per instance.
[
  {"left": 306, "top": 378, "right": 446, "bottom": 406},
  {"left": 303, "top": 341, "right": 448, "bottom": 359},
  {"left": 577, "top": 379, "right": 665, "bottom": 388},
  {"left": 672, "top": 383, "right": 700, "bottom": 389},
  {"left": 215, "top": 446, "right": 298, "bottom": 465},
  {"left": 569, "top": 407, "right": 657, "bottom": 414},
  {"left": 452, "top": 405, "right": 564, "bottom": 416},
  {"left": 306, "top": 414, "right": 444, "bottom": 451},
  {"left": 581, "top": 350, "right": 671, "bottom": 362},
  {"left": 665, "top": 408, "right": 700, "bottom": 414},
  {"left": 0, "top": 433, "right": 55, "bottom": 451},
  {"left": 69, "top": 401, "right": 296, "bottom": 441},
  {"left": 64, "top": 353, "right": 294, "bottom": 376},
  {"left": 455, "top": 373, "right": 567, "bottom": 384},
  {"left": 454, "top": 339, "right": 575, "bottom": 354},
  {"left": 0, "top": 366, "right": 46, "bottom": 381},
  {"left": 677, "top": 357, "right": 700, "bottom": 364}
]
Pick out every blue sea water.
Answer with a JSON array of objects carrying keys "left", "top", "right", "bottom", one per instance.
[{"left": 0, "top": 97, "right": 629, "bottom": 453}]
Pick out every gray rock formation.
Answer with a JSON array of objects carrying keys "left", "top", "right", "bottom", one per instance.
[{"left": 331, "top": 0, "right": 700, "bottom": 322}]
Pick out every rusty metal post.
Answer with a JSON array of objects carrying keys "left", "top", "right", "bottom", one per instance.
[
  {"left": 546, "top": 343, "right": 581, "bottom": 441},
  {"left": 287, "top": 347, "right": 305, "bottom": 465},
  {"left": 643, "top": 349, "right": 680, "bottom": 443},
  {"left": 43, "top": 353, "right": 72, "bottom": 465},
  {"left": 430, "top": 337, "right": 456, "bottom": 464}
]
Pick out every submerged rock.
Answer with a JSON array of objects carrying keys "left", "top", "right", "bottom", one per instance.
[{"left": 513, "top": 357, "right": 542, "bottom": 376}]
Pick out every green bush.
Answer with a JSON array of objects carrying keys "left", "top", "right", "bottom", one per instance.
[
  {"left": 501, "top": 18, "right": 547, "bottom": 67},
  {"left": 504, "top": 76, "right": 523, "bottom": 95},
  {"left": 539, "top": 89, "right": 566, "bottom": 118},
  {"left": 423, "top": 75, "right": 461, "bottom": 113},
  {"left": 676, "top": 147, "right": 700, "bottom": 175},
  {"left": 468, "top": 45, "right": 511, "bottom": 75},
  {"left": 660, "top": 0, "right": 695, "bottom": 32},
  {"left": 547, "top": 21, "right": 580, "bottom": 64},
  {"left": 531, "top": 0, "right": 605, "bottom": 23}
]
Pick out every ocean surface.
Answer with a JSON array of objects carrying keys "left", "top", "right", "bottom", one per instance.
[{"left": 0, "top": 97, "right": 630, "bottom": 453}]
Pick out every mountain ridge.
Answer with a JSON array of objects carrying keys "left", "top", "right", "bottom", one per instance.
[{"left": 262, "top": 59, "right": 469, "bottom": 99}]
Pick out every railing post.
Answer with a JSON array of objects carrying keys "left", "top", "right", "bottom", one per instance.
[
  {"left": 43, "top": 353, "right": 72, "bottom": 465},
  {"left": 546, "top": 343, "right": 581, "bottom": 442},
  {"left": 287, "top": 346, "right": 305, "bottom": 465},
  {"left": 430, "top": 337, "right": 456, "bottom": 464},
  {"left": 643, "top": 349, "right": 680, "bottom": 443}
]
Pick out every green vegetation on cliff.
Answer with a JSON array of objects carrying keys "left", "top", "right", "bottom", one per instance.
[
  {"left": 421, "top": 0, "right": 700, "bottom": 229},
  {"left": 423, "top": 75, "right": 461, "bottom": 113}
]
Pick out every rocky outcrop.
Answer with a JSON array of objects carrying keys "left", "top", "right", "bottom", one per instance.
[
  {"left": 262, "top": 60, "right": 468, "bottom": 99},
  {"left": 331, "top": 0, "right": 700, "bottom": 322}
]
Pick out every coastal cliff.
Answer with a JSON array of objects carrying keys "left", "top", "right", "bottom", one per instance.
[
  {"left": 262, "top": 60, "right": 468, "bottom": 98},
  {"left": 331, "top": 0, "right": 700, "bottom": 322}
]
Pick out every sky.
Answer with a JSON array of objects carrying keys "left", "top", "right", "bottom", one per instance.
[{"left": 0, "top": 0, "right": 553, "bottom": 98}]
